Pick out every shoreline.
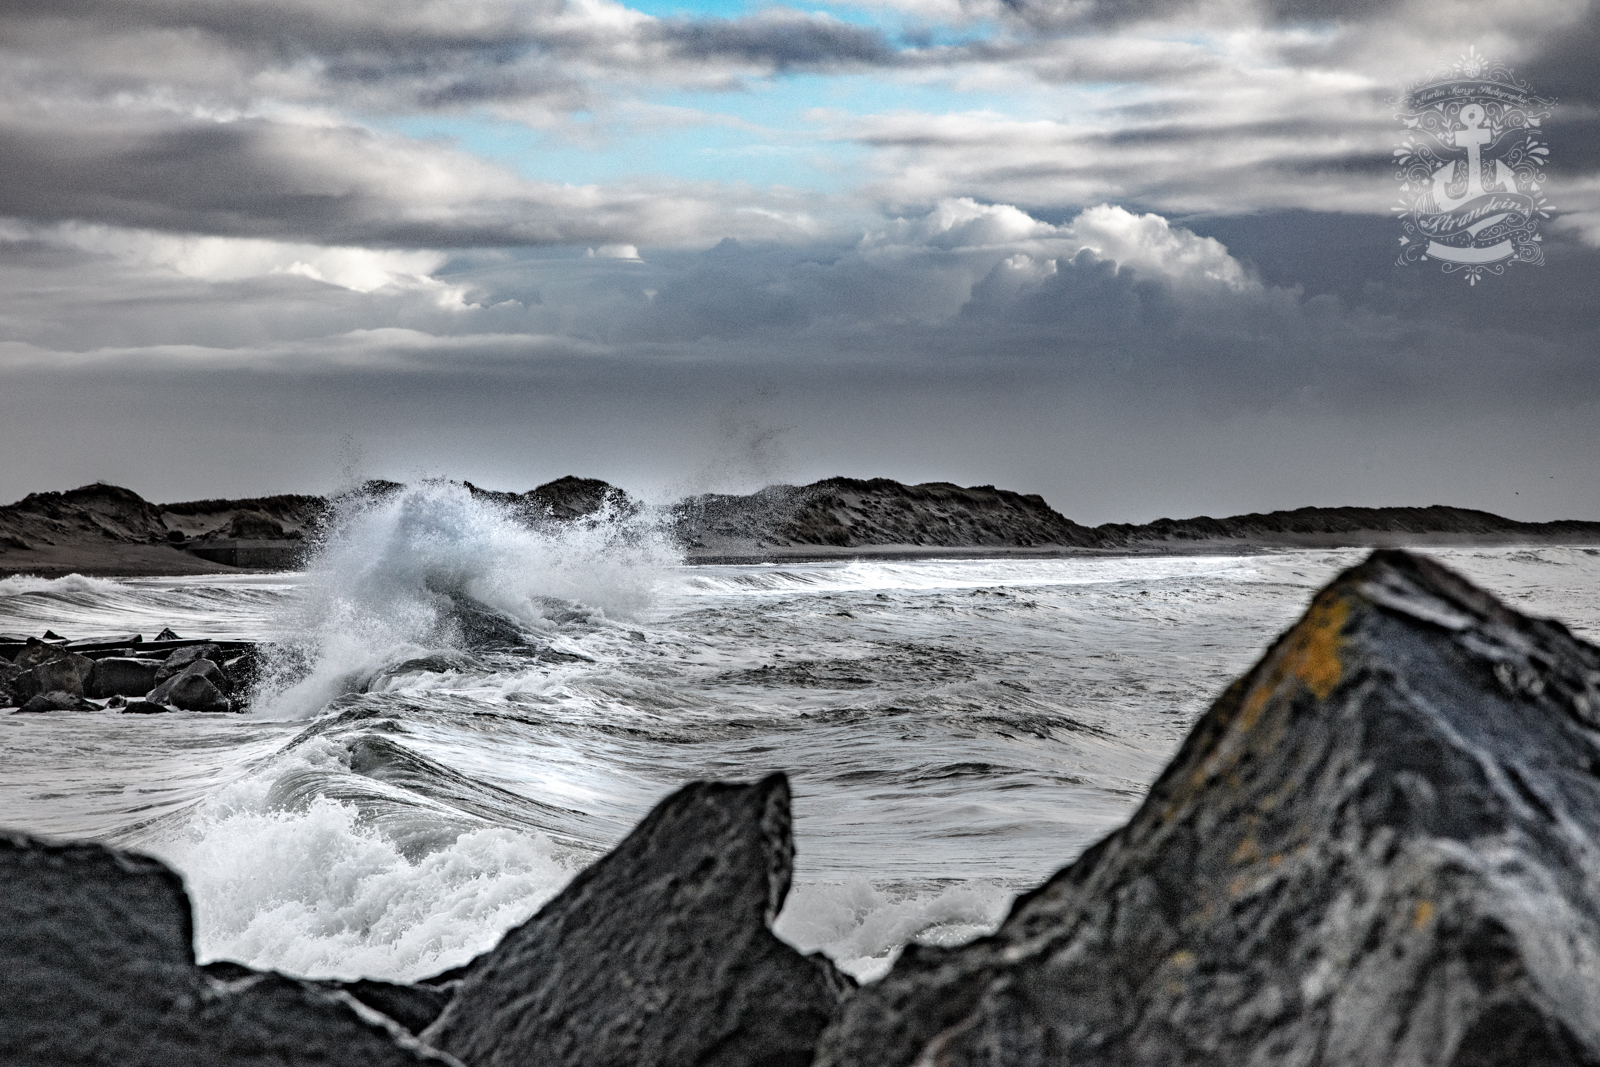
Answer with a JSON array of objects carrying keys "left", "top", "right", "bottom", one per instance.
[{"left": 5, "top": 535, "right": 1599, "bottom": 580}]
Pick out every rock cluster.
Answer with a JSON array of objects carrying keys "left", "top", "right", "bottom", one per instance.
[
  {"left": 1, "top": 772, "right": 843, "bottom": 1066},
  {"left": 1, "top": 632, "right": 256, "bottom": 713},
  {"left": 6, "top": 550, "right": 1600, "bottom": 1066}
]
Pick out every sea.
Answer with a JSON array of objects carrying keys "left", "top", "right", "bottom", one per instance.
[{"left": 3, "top": 484, "right": 1598, "bottom": 984}]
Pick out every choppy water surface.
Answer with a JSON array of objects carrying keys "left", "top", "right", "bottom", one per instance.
[{"left": 3, "top": 487, "right": 1598, "bottom": 982}]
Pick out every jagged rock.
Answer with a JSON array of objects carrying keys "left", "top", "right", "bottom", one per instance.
[
  {"left": 149, "top": 663, "right": 232, "bottom": 711},
  {"left": 815, "top": 549, "right": 1600, "bottom": 1067},
  {"left": 16, "top": 690, "right": 99, "bottom": 713},
  {"left": 14, "top": 637, "right": 77, "bottom": 670},
  {"left": 154, "top": 643, "right": 222, "bottom": 684},
  {"left": 87, "top": 656, "right": 161, "bottom": 698},
  {"left": 423, "top": 773, "right": 851, "bottom": 1067},
  {"left": 121, "top": 700, "right": 170, "bottom": 715},
  {"left": 12, "top": 650, "right": 96, "bottom": 701},
  {"left": 199, "top": 962, "right": 451, "bottom": 1035},
  {"left": 154, "top": 627, "right": 182, "bottom": 641},
  {"left": 0, "top": 830, "right": 460, "bottom": 1066}
]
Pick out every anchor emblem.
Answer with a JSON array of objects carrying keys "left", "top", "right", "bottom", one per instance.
[{"left": 1430, "top": 105, "right": 1515, "bottom": 212}]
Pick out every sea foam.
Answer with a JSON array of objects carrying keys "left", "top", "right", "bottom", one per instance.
[
  {"left": 256, "top": 482, "right": 679, "bottom": 718},
  {"left": 147, "top": 741, "right": 574, "bottom": 981}
]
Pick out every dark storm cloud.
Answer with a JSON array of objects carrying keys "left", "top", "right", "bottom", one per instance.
[
  {"left": 0, "top": 111, "right": 830, "bottom": 248},
  {"left": 0, "top": 0, "right": 899, "bottom": 114},
  {"left": 652, "top": 13, "right": 894, "bottom": 68}
]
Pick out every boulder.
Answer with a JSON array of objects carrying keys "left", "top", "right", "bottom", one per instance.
[
  {"left": 814, "top": 549, "right": 1600, "bottom": 1067},
  {"left": 154, "top": 627, "right": 182, "bottom": 641},
  {"left": 149, "top": 664, "right": 232, "bottom": 712},
  {"left": 0, "top": 830, "right": 461, "bottom": 1066},
  {"left": 423, "top": 773, "right": 851, "bottom": 1067},
  {"left": 87, "top": 656, "right": 161, "bottom": 698},
  {"left": 11, "top": 649, "right": 95, "bottom": 701},
  {"left": 14, "top": 638, "right": 66, "bottom": 670},
  {"left": 121, "top": 700, "right": 171, "bottom": 715},
  {"left": 16, "top": 690, "right": 99, "bottom": 713},
  {"left": 153, "top": 643, "right": 222, "bottom": 684}
]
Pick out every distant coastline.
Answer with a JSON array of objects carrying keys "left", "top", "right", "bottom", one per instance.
[{"left": 2, "top": 477, "right": 1597, "bottom": 578}]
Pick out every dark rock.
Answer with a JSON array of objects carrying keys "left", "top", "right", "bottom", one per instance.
[
  {"left": 121, "top": 700, "right": 171, "bottom": 715},
  {"left": 423, "top": 773, "right": 851, "bottom": 1067},
  {"left": 16, "top": 690, "right": 99, "bottom": 713},
  {"left": 64, "top": 634, "right": 142, "bottom": 650},
  {"left": 155, "top": 627, "right": 182, "bottom": 641},
  {"left": 12, "top": 650, "right": 96, "bottom": 701},
  {"left": 815, "top": 549, "right": 1600, "bottom": 1067},
  {"left": 0, "top": 830, "right": 460, "bottom": 1066},
  {"left": 149, "top": 665, "right": 232, "bottom": 712},
  {"left": 14, "top": 637, "right": 73, "bottom": 670},
  {"left": 41, "top": 629, "right": 63, "bottom": 640},
  {"left": 198, "top": 962, "right": 450, "bottom": 1035},
  {"left": 337, "top": 979, "right": 452, "bottom": 1035},
  {"left": 0, "top": 661, "right": 21, "bottom": 706},
  {"left": 105, "top": 695, "right": 126, "bottom": 707},
  {"left": 87, "top": 656, "right": 161, "bottom": 698},
  {"left": 154, "top": 643, "right": 222, "bottom": 684}
]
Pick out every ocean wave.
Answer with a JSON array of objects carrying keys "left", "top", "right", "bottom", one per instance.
[
  {"left": 145, "top": 745, "right": 574, "bottom": 982},
  {"left": 255, "top": 483, "right": 681, "bottom": 719},
  {"left": 0, "top": 572, "right": 126, "bottom": 598}
]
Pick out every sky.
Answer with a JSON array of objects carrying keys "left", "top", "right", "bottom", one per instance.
[{"left": 1, "top": 0, "right": 1596, "bottom": 524}]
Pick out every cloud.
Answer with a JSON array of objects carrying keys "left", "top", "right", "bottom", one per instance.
[{"left": 0, "top": 108, "right": 841, "bottom": 248}]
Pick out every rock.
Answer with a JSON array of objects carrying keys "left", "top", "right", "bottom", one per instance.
[
  {"left": 105, "top": 695, "right": 126, "bottom": 708},
  {"left": 0, "top": 661, "right": 21, "bottom": 707},
  {"left": 423, "top": 773, "right": 851, "bottom": 1067},
  {"left": 155, "top": 627, "right": 182, "bottom": 641},
  {"left": 0, "top": 830, "right": 460, "bottom": 1066},
  {"left": 16, "top": 690, "right": 99, "bottom": 713},
  {"left": 10, "top": 644, "right": 96, "bottom": 702},
  {"left": 153, "top": 643, "right": 222, "bottom": 684},
  {"left": 149, "top": 665, "right": 232, "bottom": 712},
  {"left": 199, "top": 963, "right": 452, "bottom": 1035},
  {"left": 121, "top": 700, "right": 171, "bottom": 715},
  {"left": 337, "top": 979, "right": 452, "bottom": 1035},
  {"left": 14, "top": 637, "right": 73, "bottom": 670},
  {"left": 814, "top": 549, "right": 1600, "bottom": 1067},
  {"left": 87, "top": 656, "right": 161, "bottom": 698}
]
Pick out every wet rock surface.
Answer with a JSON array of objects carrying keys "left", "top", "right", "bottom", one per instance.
[
  {"left": 86, "top": 656, "right": 160, "bottom": 698},
  {"left": 423, "top": 773, "right": 851, "bottom": 1067},
  {"left": 4, "top": 632, "right": 256, "bottom": 712},
  {"left": 814, "top": 549, "right": 1600, "bottom": 1067},
  {"left": 0, "top": 830, "right": 460, "bottom": 1066}
]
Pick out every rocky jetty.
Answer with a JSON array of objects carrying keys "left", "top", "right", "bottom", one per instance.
[
  {"left": 0, "top": 774, "right": 845, "bottom": 1067},
  {"left": 2, "top": 631, "right": 257, "bottom": 712},
  {"left": 423, "top": 773, "right": 849, "bottom": 1067},
  {"left": 815, "top": 549, "right": 1600, "bottom": 1066},
  {"left": 0, "top": 830, "right": 457, "bottom": 1066}
]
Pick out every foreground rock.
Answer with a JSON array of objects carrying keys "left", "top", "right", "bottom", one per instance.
[
  {"left": 816, "top": 549, "right": 1600, "bottom": 1067},
  {"left": 423, "top": 773, "right": 850, "bottom": 1067},
  {"left": 0, "top": 831, "right": 460, "bottom": 1066}
]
